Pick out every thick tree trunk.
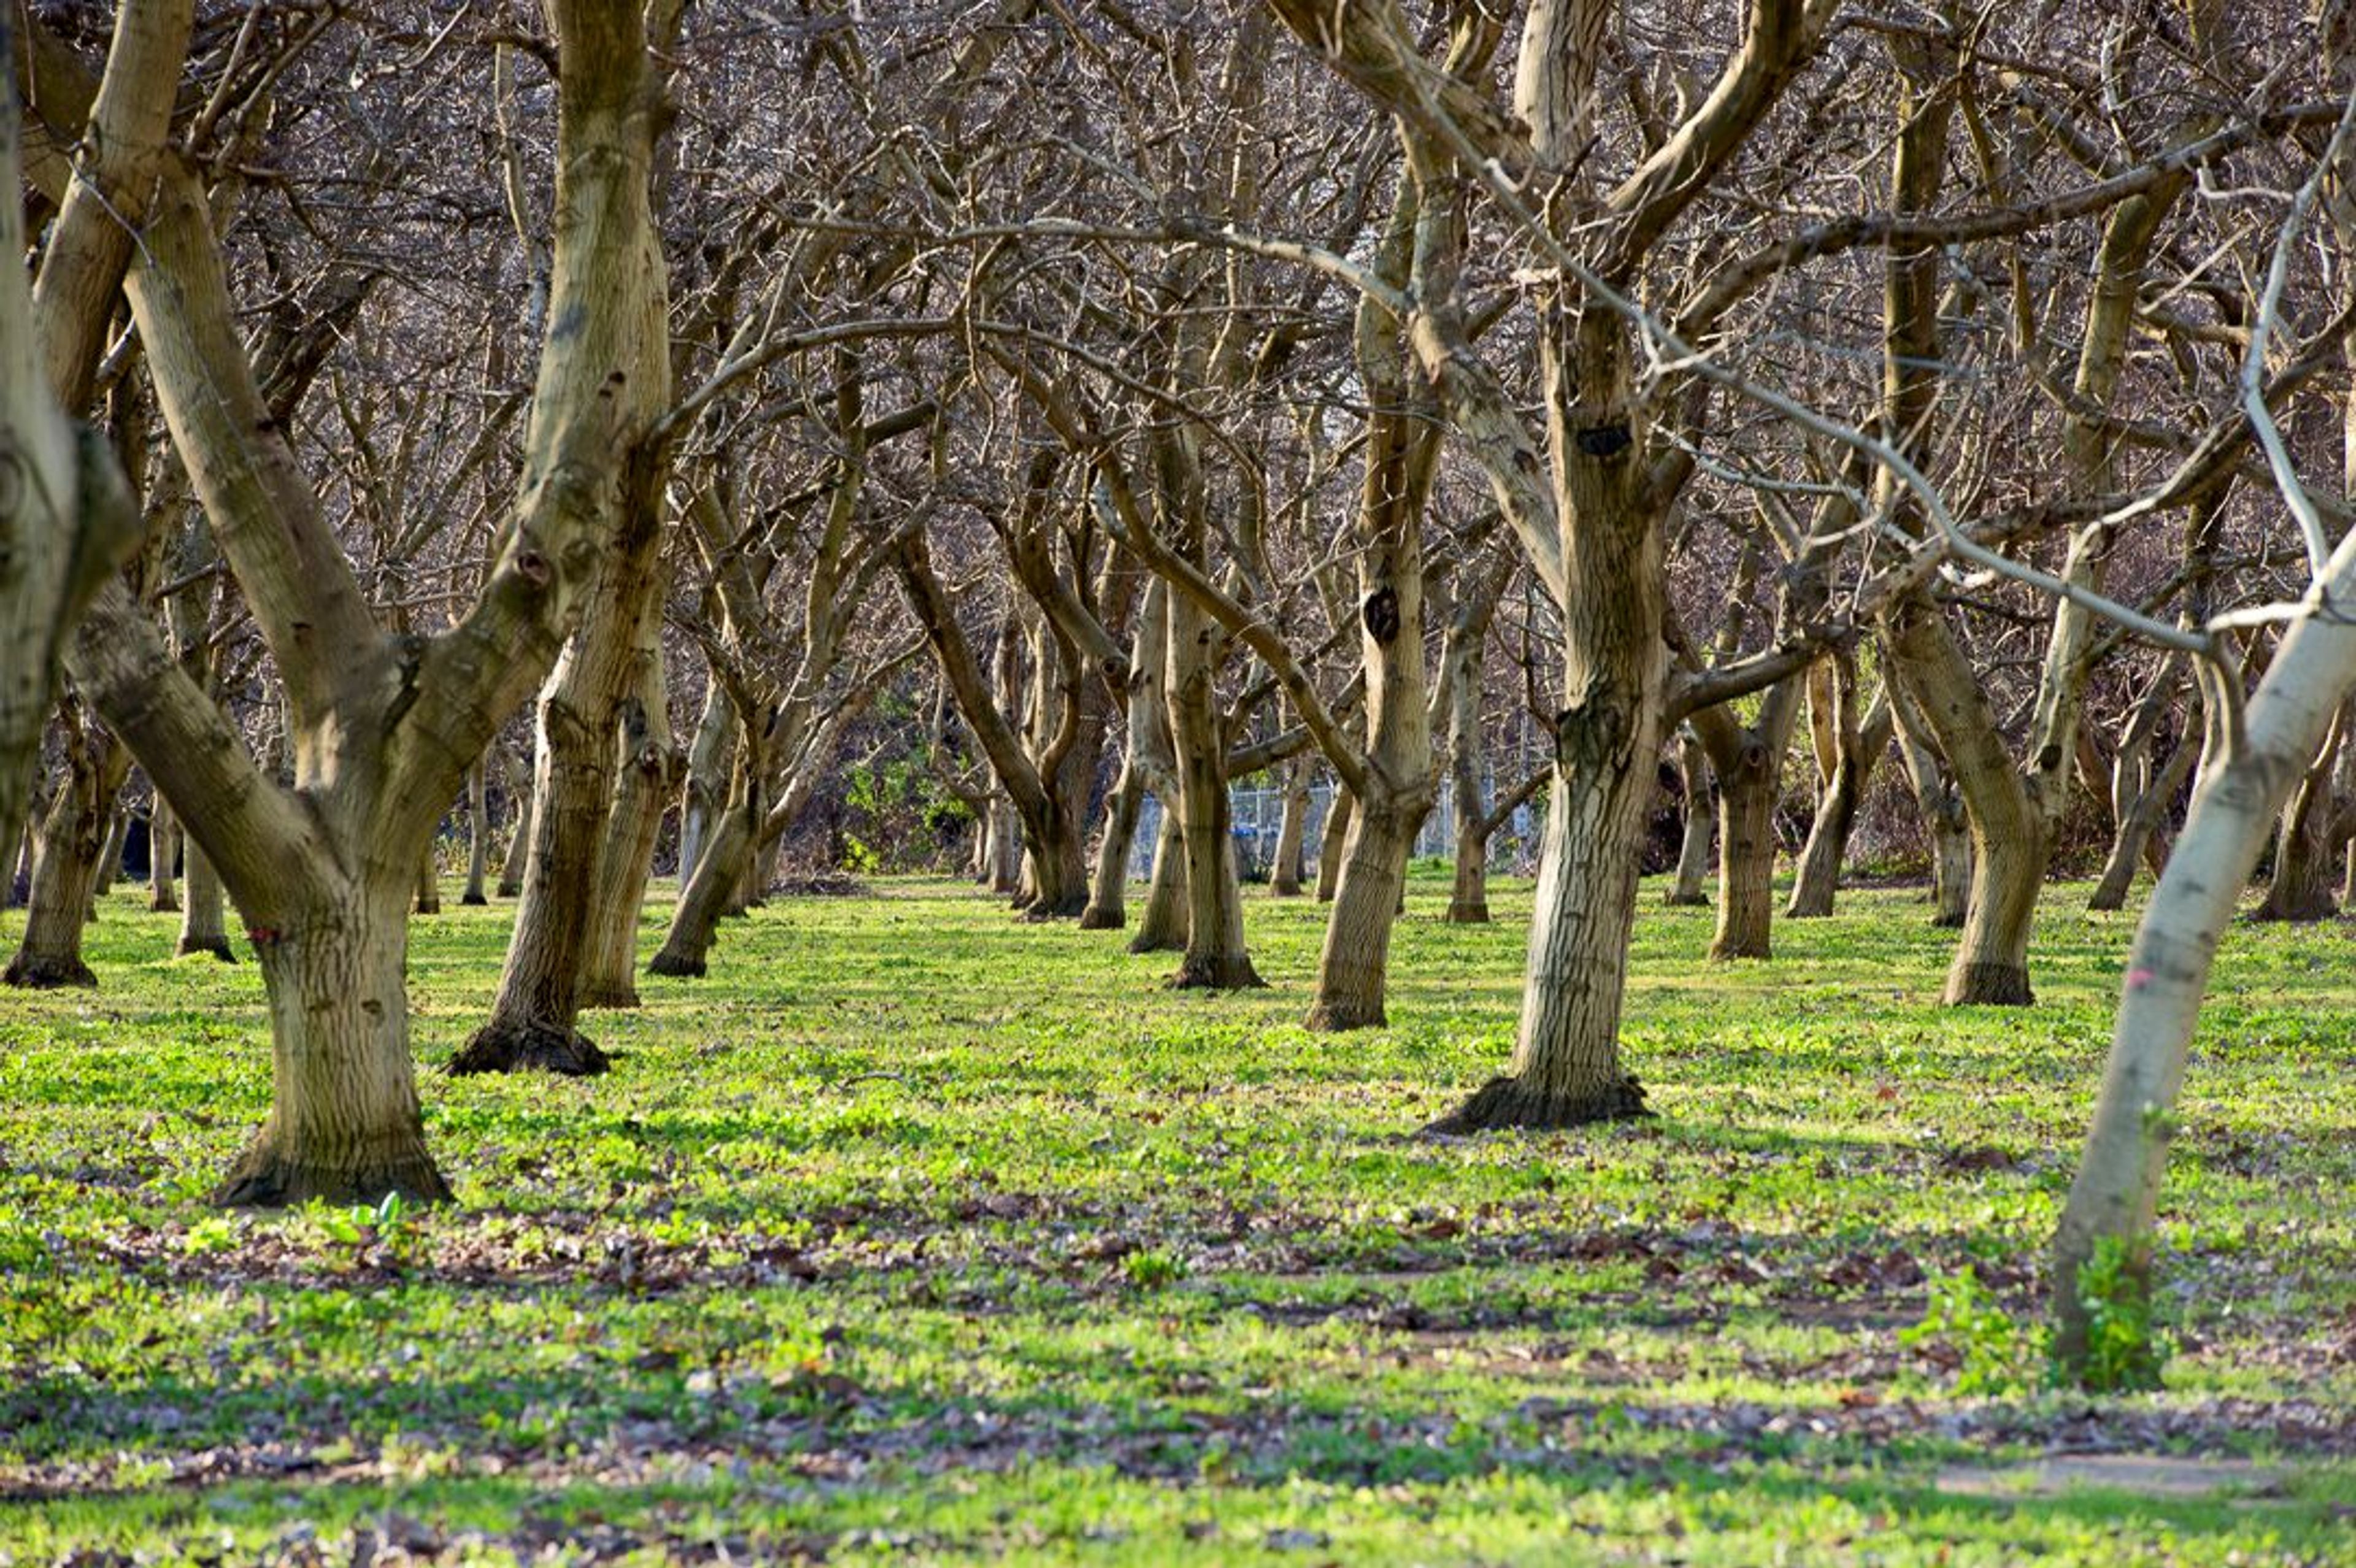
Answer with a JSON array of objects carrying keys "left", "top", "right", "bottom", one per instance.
[
  {"left": 461, "top": 763, "right": 490, "bottom": 905},
  {"left": 1888, "top": 671, "right": 1971, "bottom": 926},
  {"left": 148, "top": 794, "right": 179, "bottom": 913},
  {"left": 177, "top": 839, "right": 233, "bottom": 961},
  {"left": 213, "top": 883, "right": 450, "bottom": 1208},
  {"left": 1314, "top": 786, "right": 1353, "bottom": 902},
  {"left": 676, "top": 682, "right": 731, "bottom": 892},
  {"left": 1305, "top": 798, "right": 1417, "bottom": 1026},
  {"left": 1665, "top": 729, "right": 1713, "bottom": 905}
]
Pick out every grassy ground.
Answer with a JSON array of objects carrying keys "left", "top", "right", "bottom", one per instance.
[{"left": 0, "top": 868, "right": 2349, "bottom": 1565}]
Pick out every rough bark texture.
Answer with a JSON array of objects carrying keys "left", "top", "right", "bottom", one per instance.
[
  {"left": 462, "top": 764, "right": 490, "bottom": 905},
  {"left": 149, "top": 796, "right": 179, "bottom": 912},
  {"left": 1128, "top": 806, "right": 1187, "bottom": 953},
  {"left": 1304, "top": 802, "right": 1415, "bottom": 1027},
  {"left": 1166, "top": 588, "right": 1261, "bottom": 989},
  {"left": 580, "top": 674, "right": 680, "bottom": 1009},
  {"left": 1787, "top": 667, "right": 1890, "bottom": 919},
  {"left": 1269, "top": 757, "right": 1310, "bottom": 897},
  {"left": 213, "top": 886, "right": 451, "bottom": 1208},
  {"left": 414, "top": 839, "right": 442, "bottom": 915},
  {"left": 1313, "top": 787, "right": 1353, "bottom": 902},
  {"left": 2252, "top": 711, "right": 2346, "bottom": 921},
  {"left": 1706, "top": 737, "right": 1779, "bottom": 959}
]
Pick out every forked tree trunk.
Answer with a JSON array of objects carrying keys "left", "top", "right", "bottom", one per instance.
[
  {"left": 1665, "top": 729, "right": 1712, "bottom": 905},
  {"left": 1313, "top": 786, "right": 1353, "bottom": 902},
  {"left": 462, "top": 763, "right": 490, "bottom": 905},
  {"left": 6, "top": 720, "right": 128, "bottom": 988},
  {"left": 580, "top": 688, "right": 679, "bottom": 1009},
  {"left": 1787, "top": 673, "right": 1890, "bottom": 919},
  {"left": 1269, "top": 757, "right": 1310, "bottom": 897},
  {"left": 1130, "top": 804, "right": 1187, "bottom": 953},
  {"left": 149, "top": 795, "right": 179, "bottom": 913},
  {"left": 213, "top": 883, "right": 449, "bottom": 1207},
  {"left": 1084, "top": 587, "right": 1176, "bottom": 930},
  {"left": 178, "top": 839, "right": 233, "bottom": 961}
]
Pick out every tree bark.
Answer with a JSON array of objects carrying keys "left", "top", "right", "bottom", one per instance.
[
  {"left": 1166, "top": 586, "right": 1261, "bottom": 988},
  {"left": 580, "top": 657, "right": 680, "bottom": 1009},
  {"left": 1787, "top": 664, "right": 1892, "bottom": 918},
  {"left": 496, "top": 749, "right": 533, "bottom": 899},
  {"left": 1704, "top": 731, "right": 1780, "bottom": 960},
  {"left": 177, "top": 839, "right": 233, "bottom": 961},
  {"left": 1314, "top": 786, "right": 1353, "bottom": 902},
  {"left": 148, "top": 793, "right": 179, "bottom": 913},
  {"left": 6, "top": 714, "right": 128, "bottom": 988},
  {"left": 1269, "top": 756, "right": 1311, "bottom": 897},
  {"left": 1665, "top": 728, "right": 1713, "bottom": 905},
  {"left": 414, "top": 836, "right": 442, "bottom": 915},
  {"left": 2252, "top": 707, "right": 2346, "bottom": 921},
  {"left": 461, "top": 763, "right": 490, "bottom": 905}
]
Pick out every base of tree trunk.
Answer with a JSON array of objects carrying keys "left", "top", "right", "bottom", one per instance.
[
  {"left": 1423, "top": 1072, "right": 1651, "bottom": 1134},
  {"left": 212, "top": 1136, "right": 453, "bottom": 1209},
  {"left": 1022, "top": 894, "right": 1087, "bottom": 921},
  {"left": 579, "top": 982, "right": 641, "bottom": 1011},
  {"left": 1708, "top": 936, "right": 1771, "bottom": 963},
  {"left": 1784, "top": 892, "right": 1834, "bottom": 919},
  {"left": 2084, "top": 888, "right": 2127, "bottom": 913},
  {"left": 150, "top": 894, "right": 180, "bottom": 915},
  {"left": 1076, "top": 904, "right": 1124, "bottom": 930},
  {"left": 2251, "top": 890, "right": 2336, "bottom": 922},
  {"left": 448, "top": 1020, "right": 612, "bottom": 1077},
  {"left": 1930, "top": 910, "right": 1966, "bottom": 929},
  {"left": 461, "top": 893, "right": 489, "bottom": 907},
  {"left": 647, "top": 949, "right": 707, "bottom": 978},
  {"left": 177, "top": 936, "right": 237, "bottom": 963},
  {"left": 1303, "top": 995, "right": 1385, "bottom": 1031},
  {"left": 1443, "top": 899, "right": 1490, "bottom": 923},
  {"left": 1170, "top": 953, "right": 1265, "bottom": 990},
  {"left": 1270, "top": 880, "right": 1303, "bottom": 899},
  {"left": 4, "top": 954, "right": 97, "bottom": 989},
  {"left": 1661, "top": 891, "right": 1709, "bottom": 908},
  {"left": 1127, "top": 931, "right": 1183, "bottom": 955},
  {"left": 1944, "top": 961, "right": 2034, "bottom": 1006}
]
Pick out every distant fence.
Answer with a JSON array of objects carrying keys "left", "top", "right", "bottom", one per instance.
[{"left": 1127, "top": 780, "right": 1538, "bottom": 882}]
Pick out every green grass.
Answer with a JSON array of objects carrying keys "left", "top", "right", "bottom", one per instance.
[{"left": 0, "top": 871, "right": 2349, "bottom": 1565}]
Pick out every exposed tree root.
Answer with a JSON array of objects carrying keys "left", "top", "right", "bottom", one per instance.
[
  {"left": 1076, "top": 905, "right": 1123, "bottom": 931},
  {"left": 1945, "top": 962, "right": 2033, "bottom": 1006},
  {"left": 1423, "top": 1072, "right": 1651, "bottom": 1135},
  {"left": 647, "top": 949, "right": 707, "bottom": 978},
  {"left": 212, "top": 1137, "right": 453, "bottom": 1208},
  {"left": 1442, "top": 900, "right": 1491, "bottom": 924},
  {"left": 1171, "top": 953, "right": 1265, "bottom": 990},
  {"left": 1303, "top": 996, "right": 1385, "bottom": 1032},
  {"left": 4, "top": 953, "right": 96, "bottom": 989},
  {"left": 448, "top": 1020, "right": 612, "bottom": 1077}
]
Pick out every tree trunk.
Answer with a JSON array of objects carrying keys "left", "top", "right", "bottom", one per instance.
[
  {"left": 580, "top": 677, "right": 679, "bottom": 1009},
  {"left": 91, "top": 804, "right": 127, "bottom": 900},
  {"left": 1707, "top": 734, "right": 1780, "bottom": 960},
  {"left": 7, "top": 826, "right": 29, "bottom": 909},
  {"left": 2252, "top": 709, "right": 2345, "bottom": 921},
  {"left": 1305, "top": 797, "right": 1417, "bottom": 1026},
  {"left": 1166, "top": 590, "right": 1261, "bottom": 988},
  {"left": 2088, "top": 726, "right": 2200, "bottom": 912},
  {"left": 1665, "top": 729, "right": 1713, "bottom": 906},
  {"left": 414, "top": 836, "right": 441, "bottom": 915},
  {"left": 461, "top": 763, "right": 490, "bottom": 905},
  {"left": 1787, "top": 671, "right": 1890, "bottom": 919},
  {"left": 6, "top": 718, "right": 128, "bottom": 988},
  {"left": 495, "top": 757, "right": 533, "bottom": 899},
  {"left": 1888, "top": 667, "right": 1971, "bottom": 926},
  {"left": 1447, "top": 768, "right": 1493, "bottom": 923},
  {"left": 649, "top": 797, "right": 749, "bottom": 978},
  {"left": 1079, "top": 767, "right": 1145, "bottom": 929},
  {"left": 1129, "top": 804, "right": 1187, "bottom": 953},
  {"left": 213, "top": 882, "right": 450, "bottom": 1208},
  {"left": 1314, "top": 786, "right": 1353, "bottom": 902},
  {"left": 177, "top": 839, "right": 233, "bottom": 961},
  {"left": 149, "top": 794, "right": 180, "bottom": 913},
  {"left": 1269, "top": 757, "right": 1311, "bottom": 897},
  {"left": 676, "top": 681, "right": 731, "bottom": 893}
]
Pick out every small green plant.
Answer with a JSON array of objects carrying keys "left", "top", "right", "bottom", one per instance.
[
  {"left": 2066, "top": 1236, "right": 2168, "bottom": 1392},
  {"left": 1901, "top": 1266, "right": 2042, "bottom": 1395},
  {"left": 1123, "top": 1248, "right": 1186, "bottom": 1289}
]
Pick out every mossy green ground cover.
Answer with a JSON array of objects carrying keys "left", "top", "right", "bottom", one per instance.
[{"left": 0, "top": 872, "right": 2349, "bottom": 1565}]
